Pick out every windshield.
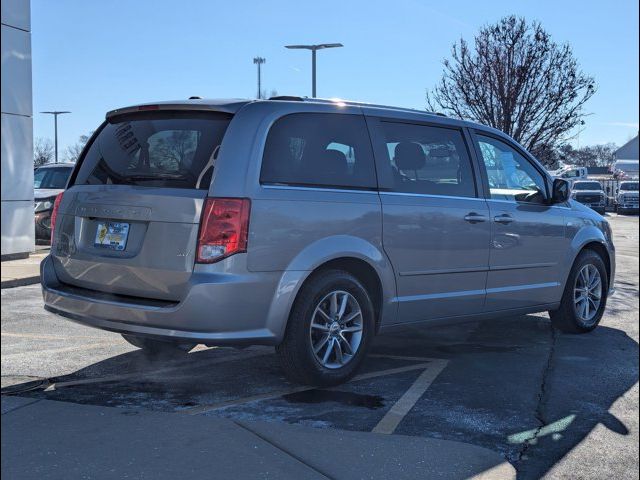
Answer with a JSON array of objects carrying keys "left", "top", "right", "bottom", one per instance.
[
  {"left": 573, "top": 182, "right": 601, "bottom": 191},
  {"left": 34, "top": 167, "right": 73, "bottom": 189},
  {"left": 73, "top": 111, "right": 231, "bottom": 189},
  {"left": 620, "top": 182, "right": 639, "bottom": 191}
]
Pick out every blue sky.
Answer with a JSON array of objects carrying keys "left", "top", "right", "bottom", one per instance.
[{"left": 32, "top": 0, "right": 639, "bottom": 154}]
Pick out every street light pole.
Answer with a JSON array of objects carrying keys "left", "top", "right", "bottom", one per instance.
[
  {"left": 253, "top": 57, "right": 266, "bottom": 99},
  {"left": 41, "top": 111, "right": 71, "bottom": 163},
  {"left": 284, "top": 43, "right": 343, "bottom": 98}
]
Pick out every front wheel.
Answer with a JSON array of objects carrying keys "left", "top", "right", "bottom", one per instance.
[
  {"left": 549, "top": 250, "right": 609, "bottom": 333},
  {"left": 276, "top": 270, "right": 375, "bottom": 386},
  {"left": 122, "top": 334, "right": 196, "bottom": 356}
]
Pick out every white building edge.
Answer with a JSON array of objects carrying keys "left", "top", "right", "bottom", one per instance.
[{"left": 1, "top": 0, "right": 34, "bottom": 259}]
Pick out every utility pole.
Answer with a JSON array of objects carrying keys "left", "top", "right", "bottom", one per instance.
[
  {"left": 41, "top": 111, "right": 71, "bottom": 163},
  {"left": 253, "top": 57, "right": 266, "bottom": 99},
  {"left": 284, "top": 43, "right": 343, "bottom": 98}
]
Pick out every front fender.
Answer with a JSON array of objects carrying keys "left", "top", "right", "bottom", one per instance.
[
  {"left": 264, "top": 235, "right": 397, "bottom": 342},
  {"left": 560, "top": 219, "right": 612, "bottom": 291}
]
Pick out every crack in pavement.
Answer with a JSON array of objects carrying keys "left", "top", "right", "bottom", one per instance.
[{"left": 515, "top": 323, "right": 558, "bottom": 464}]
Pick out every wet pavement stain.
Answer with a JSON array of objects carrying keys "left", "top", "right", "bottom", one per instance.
[{"left": 283, "top": 389, "right": 385, "bottom": 409}]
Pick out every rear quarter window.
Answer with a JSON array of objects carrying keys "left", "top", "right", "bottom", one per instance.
[
  {"left": 73, "top": 111, "right": 231, "bottom": 189},
  {"left": 260, "top": 113, "right": 377, "bottom": 190}
]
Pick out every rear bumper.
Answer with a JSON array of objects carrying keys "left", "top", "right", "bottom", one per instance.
[{"left": 40, "top": 255, "right": 296, "bottom": 346}]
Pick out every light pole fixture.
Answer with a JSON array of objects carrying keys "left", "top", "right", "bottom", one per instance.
[
  {"left": 253, "top": 56, "right": 266, "bottom": 99},
  {"left": 41, "top": 111, "right": 71, "bottom": 163},
  {"left": 284, "top": 43, "right": 343, "bottom": 98}
]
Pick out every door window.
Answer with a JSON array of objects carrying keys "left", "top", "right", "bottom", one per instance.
[
  {"left": 260, "top": 113, "right": 376, "bottom": 189},
  {"left": 377, "top": 122, "right": 477, "bottom": 198},
  {"left": 476, "top": 135, "right": 547, "bottom": 202}
]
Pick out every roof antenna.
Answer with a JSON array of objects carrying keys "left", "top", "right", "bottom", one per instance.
[{"left": 189, "top": 96, "right": 202, "bottom": 100}]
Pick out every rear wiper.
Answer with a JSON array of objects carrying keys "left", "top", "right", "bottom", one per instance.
[{"left": 127, "top": 174, "right": 185, "bottom": 180}]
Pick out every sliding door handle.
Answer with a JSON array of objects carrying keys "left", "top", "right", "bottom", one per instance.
[
  {"left": 464, "top": 213, "right": 488, "bottom": 223},
  {"left": 494, "top": 214, "right": 514, "bottom": 224}
]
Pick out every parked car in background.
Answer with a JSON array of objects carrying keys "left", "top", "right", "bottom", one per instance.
[
  {"left": 34, "top": 163, "right": 74, "bottom": 243},
  {"left": 615, "top": 181, "right": 639, "bottom": 214},
  {"left": 571, "top": 180, "right": 607, "bottom": 214},
  {"left": 41, "top": 98, "right": 615, "bottom": 386}
]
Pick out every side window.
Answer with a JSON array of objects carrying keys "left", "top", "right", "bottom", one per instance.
[
  {"left": 260, "top": 113, "right": 376, "bottom": 189},
  {"left": 476, "top": 135, "right": 547, "bottom": 202},
  {"left": 378, "top": 121, "right": 477, "bottom": 198}
]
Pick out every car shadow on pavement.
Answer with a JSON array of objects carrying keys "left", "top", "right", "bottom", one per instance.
[{"left": 2, "top": 314, "right": 638, "bottom": 480}]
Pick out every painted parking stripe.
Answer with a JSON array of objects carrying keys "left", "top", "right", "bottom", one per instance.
[
  {"left": 2, "top": 342, "right": 117, "bottom": 358},
  {"left": 183, "top": 362, "right": 436, "bottom": 415},
  {"left": 1, "top": 332, "right": 117, "bottom": 341},
  {"left": 372, "top": 359, "right": 449, "bottom": 435}
]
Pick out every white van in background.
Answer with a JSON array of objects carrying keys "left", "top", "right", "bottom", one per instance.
[{"left": 551, "top": 165, "right": 589, "bottom": 183}]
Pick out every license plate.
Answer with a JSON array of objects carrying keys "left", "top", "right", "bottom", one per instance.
[{"left": 94, "top": 222, "right": 130, "bottom": 251}]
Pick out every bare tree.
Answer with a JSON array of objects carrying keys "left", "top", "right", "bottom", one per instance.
[
  {"left": 34, "top": 137, "right": 54, "bottom": 166},
  {"left": 557, "top": 142, "right": 617, "bottom": 168},
  {"left": 64, "top": 133, "right": 92, "bottom": 163},
  {"left": 426, "top": 16, "right": 596, "bottom": 165}
]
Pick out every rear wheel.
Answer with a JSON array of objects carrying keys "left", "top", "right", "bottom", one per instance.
[
  {"left": 276, "top": 270, "right": 375, "bottom": 386},
  {"left": 549, "top": 250, "right": 609, "bottom": 333},
  {"left": 122, "top": 334, "right": 196, "bottom": 356}
]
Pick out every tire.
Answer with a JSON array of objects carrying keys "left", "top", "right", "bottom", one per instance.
[
  {"left": 549, "top": 249, "right": 609, "bottom": 333},
  {"left": 276, "top": 269, "right": 375, "bottom": 386},
  {"left": 122, "top": 334, "right": 196, "bottom": 356}
]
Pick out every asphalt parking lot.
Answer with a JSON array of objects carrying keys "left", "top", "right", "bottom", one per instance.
[{"left": 2, "top": 213, "right": 638, "bottom": 479}]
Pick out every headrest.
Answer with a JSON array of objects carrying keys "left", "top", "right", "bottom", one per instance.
[
  {"left": 323, "top": 149, "right": 348, "bottom": 176},
  {"left": 394, "top": 142, "right": 425, "bottom": 171}
]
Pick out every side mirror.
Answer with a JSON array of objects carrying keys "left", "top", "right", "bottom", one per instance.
[{"left": 551, "top": 178, "right": 571, "bottom": 204}]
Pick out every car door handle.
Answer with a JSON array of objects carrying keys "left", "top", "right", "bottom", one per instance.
[
  {"left": 464, "top": 213, "right": 488, "bottom": 223},
  {"left": 494, "top": 214, "right": 514, "bottom": 224}
]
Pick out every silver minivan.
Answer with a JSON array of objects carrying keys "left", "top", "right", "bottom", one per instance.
[{"left": 41, "top": 98, "right": 615, "bottom": 385}]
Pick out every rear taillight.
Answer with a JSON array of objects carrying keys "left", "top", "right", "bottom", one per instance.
[
  {"left": 196, "top": 198, "right": 251, "bottom": 263},
  {"left": 50, "top": 192, "right": 64, "bottom": 245}
]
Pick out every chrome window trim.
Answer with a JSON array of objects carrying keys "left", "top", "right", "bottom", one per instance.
[
  {"left": 487, "top": 198, "right": 573, "bottom": 210},
  {"left": 379, "top": 191, "right": 486, "bottom": 202},
  {"left": 261, "top": 184, "right": 378, "bottom": 195}
]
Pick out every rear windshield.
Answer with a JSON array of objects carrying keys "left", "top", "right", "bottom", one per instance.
[
  {"left": 73, "top": 111, "right": 231, "bottom": 189},
  {"left": 573, "top": 182, "right": 601, "bottom": 190},
  {"left": 620, "top": 182, "right": 638, "bottom": 191},
  {"left": 34, "top": 166, "right": 73, "bottom": 189}
]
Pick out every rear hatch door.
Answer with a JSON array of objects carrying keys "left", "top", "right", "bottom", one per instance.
[{"left": 52, "top": 110, "right": 231, "bottom": 301}]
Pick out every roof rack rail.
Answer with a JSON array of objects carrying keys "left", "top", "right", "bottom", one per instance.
[
  {"left": 268, "top": 95, "right": 305, "bottom": 101},
  {"left": 265, "top": 95, "right": 447, "bottom": 117}
]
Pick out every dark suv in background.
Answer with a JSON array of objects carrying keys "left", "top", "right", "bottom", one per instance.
[
  {"left": 34, "top": 163, "right": 74, "bottom": 243},
  {"left": 41, "top": 97, "right": 615, "bottom": 386}
]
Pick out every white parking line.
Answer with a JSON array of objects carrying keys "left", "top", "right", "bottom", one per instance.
[
  {"left": 183, "top": 360, "right": 441, "bottom": 415},
  {"left": 1, "top": 332, "right": 117, "bottom": 341},
  {"left": 372, "top": 359, "right": 449, "bottom": 435},
  {"left": 2, "top": 342, "right": 117, "bottom": 358}
]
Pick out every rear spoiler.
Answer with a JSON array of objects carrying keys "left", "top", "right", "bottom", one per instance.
[{"left": 106, "top": 99, "right": 250, "bottom": 119}]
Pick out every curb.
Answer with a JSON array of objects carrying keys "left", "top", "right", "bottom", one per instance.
[{"left": 1, "top": 276, "right": 41, "bottom": 289}]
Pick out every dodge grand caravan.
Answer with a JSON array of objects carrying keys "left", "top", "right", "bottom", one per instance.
[{"left": 41, "top": 97, "right": 615, "bottom": 386}]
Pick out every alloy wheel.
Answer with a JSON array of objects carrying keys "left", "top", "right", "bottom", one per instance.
[
  {"left": 309, "top": 290, "right": 363, "bottom": 369},
  {"left": 574, "top": 264, "right": 602, "bottom": 326}
]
